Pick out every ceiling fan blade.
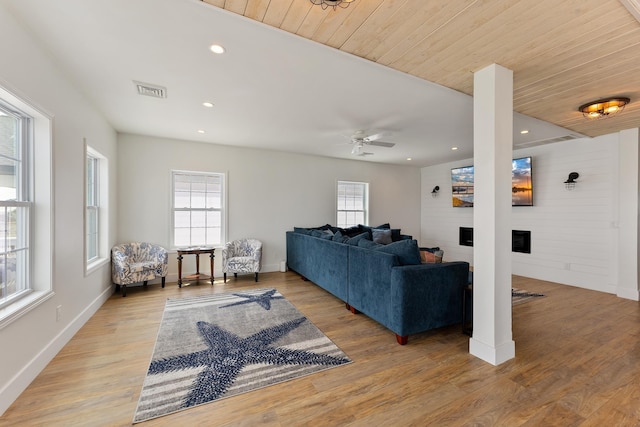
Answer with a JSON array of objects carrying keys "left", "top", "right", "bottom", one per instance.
[
  {"left": 364, "top": 132, "right": 385, "bottom": 141},
  {"left": 368, "top": 140, "right": 395, "bottom": 148}
]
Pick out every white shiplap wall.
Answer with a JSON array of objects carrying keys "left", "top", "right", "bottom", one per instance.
[{"left": 421, "top": 133, "right": 620, "bottom": 293}]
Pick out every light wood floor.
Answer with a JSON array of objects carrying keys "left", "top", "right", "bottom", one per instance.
[{"left": 2, "top": 272, "right": 640, "bottom": 426}]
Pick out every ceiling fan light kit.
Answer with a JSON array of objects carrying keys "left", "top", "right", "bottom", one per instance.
[
  {"left": 346, "top": 131, "right": 395, "bottom": 157},
  {"left": 579, "top": 97, "right": 630, "bottom": 119},
  {"left": 310, "top": 0, "right": 355, "bottom": 10}
]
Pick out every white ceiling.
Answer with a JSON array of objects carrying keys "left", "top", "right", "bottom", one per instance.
[{"left": 4, "top": 0, "right": 579, "bottom": 167}]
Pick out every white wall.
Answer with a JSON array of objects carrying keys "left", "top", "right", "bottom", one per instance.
[
  {"left": 117, "top": 133, "right": 421, "bottom": 282},
  {"left": 421, "top": 134, "right": 624, "bottom": 294},
  {"left": 0, "top": 5, "right": 118, "bottom": 415}
]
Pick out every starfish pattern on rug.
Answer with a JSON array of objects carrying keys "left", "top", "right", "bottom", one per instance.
[
  {"left": 219, "top": 289, "right": 283, "bottom": 310},
  {"left": 511, "top": 289, "right": 545, "bottom": 298},
  {"left": 147, "top": 317, "right": 350, "bottom": 407}
]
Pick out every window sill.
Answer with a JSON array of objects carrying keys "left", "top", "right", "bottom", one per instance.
[
  {"left": 0, "top": 290, "right": 55, "bottom": 330},
  {"left": 86, "top": 257, "right": 109, "bottom": 276}
]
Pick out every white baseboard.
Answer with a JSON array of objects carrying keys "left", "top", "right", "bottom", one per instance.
[
  {"left": 617, "top": 287, "right": 640, "bottom": 301},
  {"left": 0, "top": 285, "right": 113, "bottom": 416}
]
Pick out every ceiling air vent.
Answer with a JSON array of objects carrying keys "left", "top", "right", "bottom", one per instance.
[
  {"left": 134, "top": 81, "right": 167, "bottom": 98},
  {"left": 514, "top": 133, "right": 583, "bottom": 149}
]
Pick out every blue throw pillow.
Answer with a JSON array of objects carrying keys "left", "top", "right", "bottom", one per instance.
[
  {"left": 311, "top": 224, "right": 333, "bottom": 231},
  {"left": 374, "top": 239, "right": 421, "bottom": 265},
  {"left": 357, "top": 239, "right": 383, "bottom": 249},
  {"left": 346, "top": 232, "right": 370, "bottom": 246},
  {"left": 294, "top": 227, "right": 312, "bottom": 235},
  {"left": 332, "top": 230, "right": 350, "bottom": 243},
  {"left": 310, "top": 229, "right": 333, "bottom": 239},
  {"left": 341, "top": 225, "right": 364, "bottom": 237}
]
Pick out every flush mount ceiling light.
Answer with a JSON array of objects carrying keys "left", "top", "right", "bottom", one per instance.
[
  {"left": 310, "top": 0, "right": 355, "bottom": 10},
  {"left": 579, "top": 97, "right": 630, "bottom": 119}
]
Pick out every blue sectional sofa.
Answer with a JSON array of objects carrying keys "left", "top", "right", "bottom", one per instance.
[{"left": 286, "top": 226, "right": 469, "bottom": 344}]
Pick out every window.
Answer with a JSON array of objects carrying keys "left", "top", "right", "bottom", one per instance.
[
  {"left": 171, "top": 171, "right": 225, "bottom": 248},
  {"left": 85, "top": 145, "right": 108, "bottom": 273},
  {"left": 337, "top": 181, "right": 368, "bottom": 228},
  {"left": 0, "top": 84, "right": 52, "bottom": 328},
  {"left": 0, "top": 102, "right": 29, "bottom": 309},
  {"left": 86, "top": 154, "right": 98, "bottom": 262}
]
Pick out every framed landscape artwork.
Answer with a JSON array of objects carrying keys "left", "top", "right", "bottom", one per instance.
[{"left": 451, "top": 157, "right": 533, "bottom": 207}]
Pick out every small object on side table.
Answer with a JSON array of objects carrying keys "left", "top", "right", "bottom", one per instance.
[{"left": 177, "top": 247, "right": 215, "bottom": 288}]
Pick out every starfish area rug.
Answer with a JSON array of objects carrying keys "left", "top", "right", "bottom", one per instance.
[
  {"left": 133, "top": 288, "right": 351, "bottom": 423},
  {"left": 511, "top": 288, "right": 545, "bottom": 306}
]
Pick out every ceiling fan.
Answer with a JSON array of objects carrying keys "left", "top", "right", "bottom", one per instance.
[{"left": 346, "top": 130, "right": 395, "bottom": 156}]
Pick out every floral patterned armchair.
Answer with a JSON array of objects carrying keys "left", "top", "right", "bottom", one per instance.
[
  {"left": 111, "top": 242, "right": 168, "bottom": 297},
  {"left": 222, "top": 238, "right": 262, "bottom": 283}
]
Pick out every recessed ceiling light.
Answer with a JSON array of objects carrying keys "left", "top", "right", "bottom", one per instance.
[
  {"left": 197, "top": 130, "right": 205, "bottom": 134},
  {"left": 520, "top": 130, "right": 529, "bottom": 134},
  {"left": 451, "top": 147, "right": 458, "bottom": 151},
  {"left": 406, "top": 157, "right": 412, "bottom": 161},
  {"left": 210, "top": 44, "right": 225, "bottom": 54},
  {"left": 203, "top": 102, "right": 214, "bottom": 108}
]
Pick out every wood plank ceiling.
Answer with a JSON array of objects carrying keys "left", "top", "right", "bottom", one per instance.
[{"left": 202, "top": 0, "right": 640, "bottom": 138}]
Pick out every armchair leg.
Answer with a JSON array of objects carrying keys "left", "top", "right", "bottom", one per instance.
[
  {"left": 162, "top": 277, "right": 166, "bottom": 288},
  {"left": 122, "top": 285, "right": 127, "bottom": 297},
  {"left": 143, "top": 281, "right": 148, "bottom": 287},
  {"left": 255, "top": 272, "right": 258, "bottom": 282},
  {"left": 234, "top": 273, "right": 238, "bottom": 278},
  {"left": 224, "top": 273, "right": 227, "bottom": 283}
]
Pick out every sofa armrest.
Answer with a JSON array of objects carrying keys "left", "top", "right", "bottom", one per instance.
[{"left": 388, "top": 261, "right": 470, "bottom": 336}]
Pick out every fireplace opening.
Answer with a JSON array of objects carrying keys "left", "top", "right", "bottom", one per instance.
[
  {"left": 512, "top": 230, "right": 531, "bottom": 254},
  {"left": 458, "top": 227, "right": 531, "bottom": 254}
]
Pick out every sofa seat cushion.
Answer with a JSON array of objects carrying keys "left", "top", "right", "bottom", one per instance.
[
  {"left": 129, "top": 261, "right": 160, "bottom": 273},
  {"left": 374, "top": 239, "right": 421, "bottom": 265}
]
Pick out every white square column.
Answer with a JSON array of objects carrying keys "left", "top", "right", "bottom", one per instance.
[
  {"left": 469, "top": 63, "right": 515, "bottom": 365},
  {"left": 617, "top": 128, "right": 640, "bottom": 301}
]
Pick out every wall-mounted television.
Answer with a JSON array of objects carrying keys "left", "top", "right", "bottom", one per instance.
[{"left": 451, "top": 156, "right": 533, "bottom": 207}]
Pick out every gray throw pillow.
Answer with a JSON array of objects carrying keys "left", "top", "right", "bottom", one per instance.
[{"left": 372, "top": 229, "right": 393, "bottom": 244}]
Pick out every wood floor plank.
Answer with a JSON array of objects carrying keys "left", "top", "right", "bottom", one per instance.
[{"left": 1, "top": 273, "right": 640, "bottom": 426}]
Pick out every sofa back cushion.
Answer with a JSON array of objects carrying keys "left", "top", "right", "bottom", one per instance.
[{"left": 373, "top": 239, "right": 421, "bottom": 265}]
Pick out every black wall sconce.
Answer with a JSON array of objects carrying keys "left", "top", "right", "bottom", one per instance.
[
  {"left": 431, "top": 185, "right": 440, "bottom": 198},
  {"left": 564, "top": 172, "right": 579, "bottom": 191}
]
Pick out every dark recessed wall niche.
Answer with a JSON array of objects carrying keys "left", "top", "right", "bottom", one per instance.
[
  {"left": 512, "top": 230, "right": 531, "bottom": 254},
  {"left": 459, "top": 227, "right": 474, "bottom": 246},
  {"left": 458, "top": 227, "right": 531, "bottom": 254}
]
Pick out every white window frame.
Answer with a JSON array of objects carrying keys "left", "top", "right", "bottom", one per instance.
[
  {"left": 170, "top": 170, "right": 226, "bottom": 249},
  {"left": 85, "top": 143, "right": 109, "bottom": 274},
  {"left": 336, "top": 180, "right": 369, "bottom": 228},
  {"left": 0, "top": 84, "right": 53, "bottom": 329}
]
